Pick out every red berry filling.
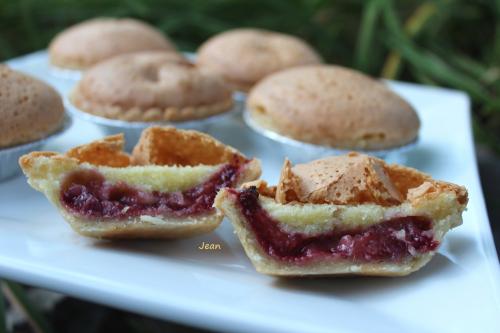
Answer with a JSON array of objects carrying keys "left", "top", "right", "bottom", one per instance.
[
  {"left": 61, "top": 163, "right": 242, "bottom": 219},
  {"left": 233, "top": 187, "right": 439, "bottom": 263}
]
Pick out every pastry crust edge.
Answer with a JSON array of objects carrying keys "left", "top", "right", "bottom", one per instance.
[{"left": 70, "top": 88, "right": 234, "bottom": 122}]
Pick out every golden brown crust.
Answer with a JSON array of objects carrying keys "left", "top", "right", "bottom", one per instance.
[
  {"left": 0, "top": 65, "right": 65, "bottom": 148},
  {"left": 70, "top": 51, "right": 234, "bottom": 122},
  {"left": 71, "top": 93, "right": 233, "bottom": 122},
  {"left": 131, "top": 126, "right": 248, "bottom": 166},
  {"left": 275, "top": 159, "right": 300, "bottom": 203},
  {"left": 247, "top": 65, "right": 420, "bottom": 149},
  {"left": 197, "top": 28, "right": 322, "bottom": 92},
  {"left": 273, "top": 152, "right": 468, "bottom": 207},
  {"left": 61, "top": 211, "right": 225, "bottom": 240},
  {"left": 66, "top": 134, "right": 132, "bottom": 167},
  {"left": 20, "top": 127, "right": 253, "bottom": 169},
  {"left": 49, "top": 18, "right": 176, "bottom": 70}
]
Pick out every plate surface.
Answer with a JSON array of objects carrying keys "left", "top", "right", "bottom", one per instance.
[{"left": 2, "top": 52, "right": 500, "bottom": 333}]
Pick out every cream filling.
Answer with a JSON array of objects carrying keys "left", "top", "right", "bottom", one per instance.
[
  {"left": 258, "top": 192, "right": 463, "bottom": 235},
  {"left": 97, "top": 164, "right": 221, "bottom": 192}
]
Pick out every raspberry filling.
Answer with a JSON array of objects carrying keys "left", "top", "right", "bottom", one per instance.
[
  {"left": 233, "top": 187, "right": 439, "bottom": 263},
  {"left": 61, "top": 163, "right": 242, "bottom": 219}
]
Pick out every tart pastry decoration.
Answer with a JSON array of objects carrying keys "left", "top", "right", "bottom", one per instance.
[
  {"left": 215, "top": 153, "right": 467, "bottom": 276},
  {"left": 19, "top": 127, "right": 261, "bottom": 239}
]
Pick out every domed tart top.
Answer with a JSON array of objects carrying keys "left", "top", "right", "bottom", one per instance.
[
  {"left": 49, "top": 18, "right": 176, "bottom": 69},
  {"left": 197, "top": 28, "right": 322, "bottom": 91},
  {"left": 0, "top": 65, "right": 64, "bottom": 148},
  {"left": 247, "top": 65, "right": 420, "bottom": 150},
  {"left": 71, "top": 52, "right": 234, "bottom": 122}
]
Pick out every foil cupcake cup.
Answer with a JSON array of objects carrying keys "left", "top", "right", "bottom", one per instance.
[
  {"left": 66, "top": 100, "right": 243, "bottom": 151},
  {"left": 243, "top": 110, "right": 418, "bottom": 164},
  {"left": 0, "top": 115, "right": 72, "bottom": 181}
]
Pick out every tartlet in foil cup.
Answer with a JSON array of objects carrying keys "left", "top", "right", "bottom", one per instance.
[
  {"left": 243, "top": 110, "right": 418, "bottom": 164},
  {"left": 66, "top": 100, "right": 243, "bottom": 151},
  {"left": 0, "top": 116, "right": 72, "bottom": 181}
]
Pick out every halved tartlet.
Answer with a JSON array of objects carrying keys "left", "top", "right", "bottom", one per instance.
[
  {"left": 19, "top": 127, "right": 260, "bottom": 239},
  {"left": 215, "top": 153, "right": 467, "bottom": 276}
]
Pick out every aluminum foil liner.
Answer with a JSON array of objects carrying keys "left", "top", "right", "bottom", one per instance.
[
  {"left": 65, "top": 100, "right": 243, "bottom": 151},
  {"left": 0, "top": 116, "right": 72, "bottom": 181},
  {"left": 243, "top": 110, "right": 418, "bottom": 165}
]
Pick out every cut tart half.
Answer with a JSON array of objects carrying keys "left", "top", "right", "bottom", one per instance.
[
  {"left": 215, "top": 153, "right": 467, "bottom": 276},
  {"left": 19, "top": 127, "right": 261, "bottom": 239}
]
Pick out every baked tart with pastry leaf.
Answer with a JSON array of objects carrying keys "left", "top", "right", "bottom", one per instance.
[
  {"left": 215, "top": 153, "right": 467, "bottom": 277},
  {"left": 70, "top": 51, "right": 233, "bottom": 122},
  {"left": 19, "top": 127, "right": 261, "bottom": 239}
]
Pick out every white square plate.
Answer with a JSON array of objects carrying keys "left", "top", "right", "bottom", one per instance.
[{"left": 1, "top": 52, "right": 499, "bottom": 333}]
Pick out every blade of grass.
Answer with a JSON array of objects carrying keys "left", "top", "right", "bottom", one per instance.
[
  {"left": 0, "top": 282, "right": 6, "bottom": 333},
  {"left": 444, "top": 52, "right": 500, "bottom": 86},
  {"left": 473, "top": 116, "right": 500, "bottom": 154},
  {"left": 381, "top": 1, "right": 500, "bottom": 107},
  {"left": 381, "top": 1, "right": 438, "bottom": 79},
  {"left": 492, "top": 0, "right": 500, "bottom": 65},
  {"left": 354, "top": 0, "right": 383, "bottom": 71},
  {"left": 408, "top": 65, "right": 438, "bottom": 86},
  {"left": 1, "top": 281, "right": 54, "bottom": 333},
  {"left": 386, "top": 35, "right": 493, "bottom": 102}
]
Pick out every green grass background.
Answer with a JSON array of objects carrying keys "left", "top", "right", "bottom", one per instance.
[{"left": 1, "top": 0, "right": 499, "bottom": 152}]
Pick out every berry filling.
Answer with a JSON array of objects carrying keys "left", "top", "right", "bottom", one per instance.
[
  {"left": 61, "top": 163, "right": 242, "bottom": 219},
  {"left": 233, "top": 187, "right": 439, "bottom": 263}
]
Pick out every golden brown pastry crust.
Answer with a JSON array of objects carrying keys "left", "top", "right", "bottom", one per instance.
[
  {"left": 70, "top": 51, "right": 234, "bottom": 122},
  {"left": 275, "top": 153, "right": 467, "bottom": 206},
  {"left": 49, "top": 18, "right": 176, "bottom": 70},
  {"left": 197, "top": 28, "right": 322, "bottom": 92},
  {"left": 214, "top": 153, "right": 468, "bottom": 277},
  {"left": 0, "top": 65, "right": 65, "bottom": 148},
  {"left": 132, "top": 126, "right": 248, "bottom": 166},
  {"left": 19, "top": 127, "right": 261, "bottom": 239},
  {"left": 247, "top": 65, "right": 420, "bottom": 149}
]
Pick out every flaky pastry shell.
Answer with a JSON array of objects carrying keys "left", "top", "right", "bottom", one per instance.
[
  {"left": 20, "top": 127, "right": 261, "bottom": 239},
  {"left": 215, "top": 154, "right": 467, "bottom": 277}
]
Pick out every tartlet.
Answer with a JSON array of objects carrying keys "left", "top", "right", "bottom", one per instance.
[
  {"left": 19, "top": 127, "right": 261, "bottom": 239},
  {"left": 49, "top": 18, "right": 175, "bottom": 70},
  {"left": 197, "top": 28, "right": 322, "bottom": 92},
  {"left": 215, "top": 153, "right": 467, "bottom": 277},
  {"left": 0, "top": 65, "right": 65, "bottom": 148},
  {"left": 247, "top": 65, "right": 420, "bottom": 150},
  {"left": 70, "top": 51, "right": 234, "bottom": 122}
]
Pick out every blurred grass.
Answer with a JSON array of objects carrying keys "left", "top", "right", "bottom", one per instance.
[
  {"left": 0, "top": 0, "right": 499, "bottom": 153},
  {"left": 0, "top": 284, "right": 5, "bottom": 333},
  {"left": 1, "top": 281, "right": 54, "bottom": 333}
]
